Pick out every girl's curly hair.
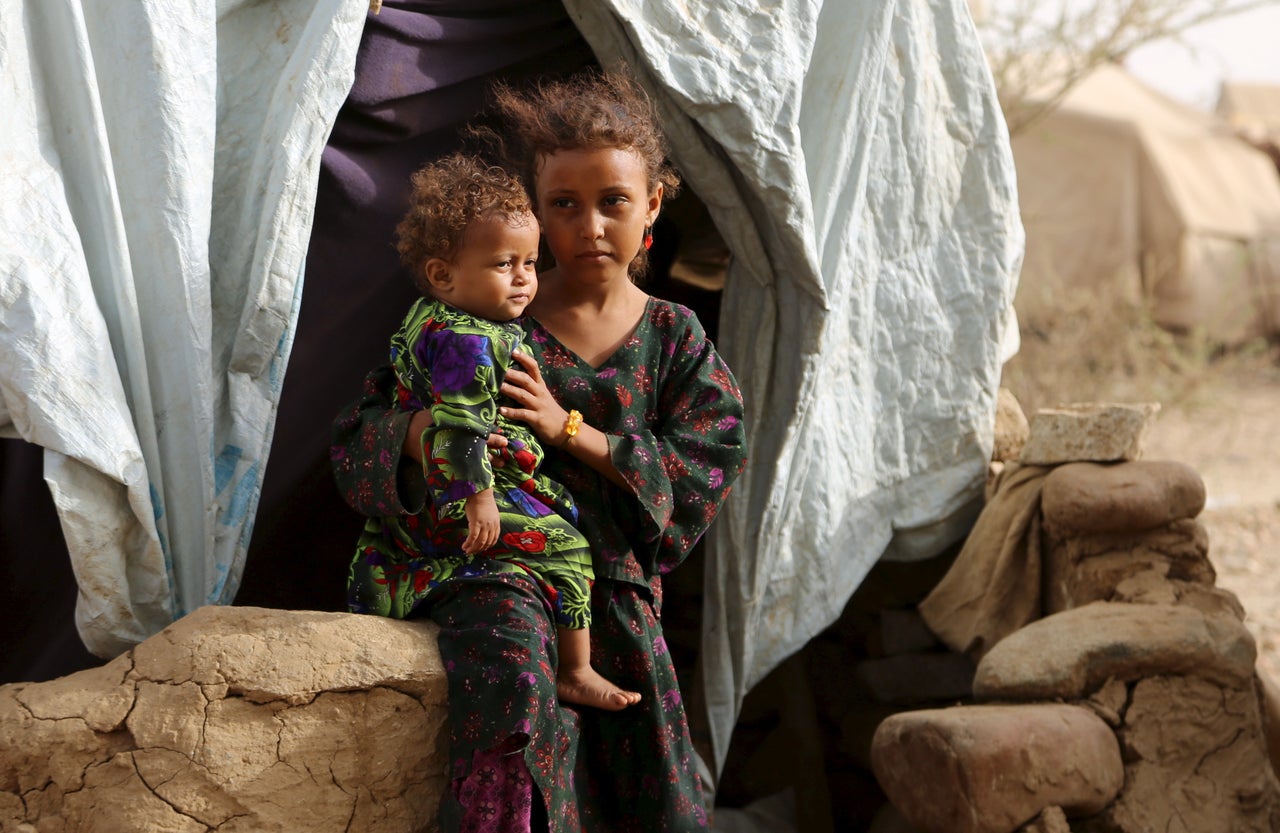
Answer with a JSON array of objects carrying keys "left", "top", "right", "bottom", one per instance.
[
  {"left": 477, "top": 68, "right": 681, "bottom": 278},
  {"left": 396, "top": 153, "right": 533, "bottom": 294}
]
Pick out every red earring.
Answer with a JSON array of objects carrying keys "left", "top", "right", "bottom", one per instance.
[{"left": 643, "top": 226, "right": 654, "bottom": 251}]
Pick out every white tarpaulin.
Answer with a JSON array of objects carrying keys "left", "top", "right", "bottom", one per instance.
[
  {"left": 1, "top": 0, "right": 1020, "bottom": 785},
  {"left": 564, "top": 0, "right": 1022, "bottom": 774},
  {"left": 0, "top": 0, "right": 366, "bottom": 656}
]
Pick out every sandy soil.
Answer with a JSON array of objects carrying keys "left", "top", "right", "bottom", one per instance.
[{"left": 1142, "top": 369, "right": 1280, "bottom": 681}]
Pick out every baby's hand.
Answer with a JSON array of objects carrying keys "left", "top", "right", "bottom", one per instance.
[
  {"left": 462, "top": 489, "right": 500, "bottom": 554},
  {"left": 487, "top": 429, "right": 509, "bottom": 468}
]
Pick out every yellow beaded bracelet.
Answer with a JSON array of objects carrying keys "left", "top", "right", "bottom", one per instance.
[{"left": 562, "top": 409, "right": 583, "bottom": 446}]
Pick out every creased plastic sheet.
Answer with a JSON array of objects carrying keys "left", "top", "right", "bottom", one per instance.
[
  {"left": 564, "top": 0, "right": 1023, "bottom": 777},
  {"left": 0, "top": 0, "right": 365, "bottom": 657}
]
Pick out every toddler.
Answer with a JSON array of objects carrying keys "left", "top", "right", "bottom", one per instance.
[{"left": 350, "top": 152, "right": 639, "bottom": 711}]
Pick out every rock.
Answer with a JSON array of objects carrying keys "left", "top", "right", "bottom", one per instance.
[
  {"left": 0, "top": 656, "right": 136, "bottom": 797},
  {"left": 1040, "top": 461, "right": 1206, "bottom": 536},
  {"left": 973, "top": 602, "right": 1256, "bottom": 701},
  {"left": 871, "top": 703, "right": 1123, "bottom": 833},
  {"left": 1103, "top": 675, "right": 1280, "bottom": 832},
  {"left": 1018, "top": 402, "right": 1159, "bottom": 465},
  {"left": 993, "top": 388, "right": 1030, "bottom": 463},
  {"left": 0, "top": 606, "right": 449, "bottom": 833},
  {"left": 1042, "top": 518, "right": 1213, "bottom": 612},
  {"left": 1156, "top": 583, "right": 1247, "bottom": 621},
  {"left": 1084, "top": 676, "right": 1129, "bottom": 729},
  {"left": 1018, "top": 806, "right": 1069, "bottom": 833},
  {"left": 986, "top": 460, "right": 1006, "bottom": 501}
]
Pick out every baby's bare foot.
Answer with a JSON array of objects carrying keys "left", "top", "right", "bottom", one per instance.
[{"left": 557, "top": 666, "right": 641, "bottom": 711}]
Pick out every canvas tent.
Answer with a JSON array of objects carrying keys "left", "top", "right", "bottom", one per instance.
[
  {"left": 1218, "top": 81, "right": 1280, "bottom": 146},
  {"left": 1013, "top": 63, "right": 1280, "bottom": 344},
  {"left": 0, "top": 0, "right": 1022, "bottom": 781},
  {"left": 1218, "top": 81, "right": 1280, "bottom": 177}
]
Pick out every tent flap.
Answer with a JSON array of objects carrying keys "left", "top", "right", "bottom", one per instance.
[
  {"left": 0, "top": 0, "right": 366, "bottom": 656},
  {"left": 565, "top": 0, "right": 1023, "bottom": 776}
]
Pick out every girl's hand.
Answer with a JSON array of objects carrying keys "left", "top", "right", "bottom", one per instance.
[
  {"left": 462, "top": 489, "right": 500, "bottom": 554},
  {"left": 500, "top": 351, "right": 570, "bottom": 445}
]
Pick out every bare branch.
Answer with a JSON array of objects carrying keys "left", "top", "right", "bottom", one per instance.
[{"left": 978, "top": 0, "right": 1277, "bottom": 134}]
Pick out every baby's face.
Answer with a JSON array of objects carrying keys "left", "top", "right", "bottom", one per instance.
[{"left": 440, "top": 212, "right": 540, "bottom": 321}]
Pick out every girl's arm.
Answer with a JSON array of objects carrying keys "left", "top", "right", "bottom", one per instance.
[
  {"left": 332, "top": 365, "right": 425, "bottom": 517},
  {"left": 499, "top": 351, "right": 633, "bottom": 491},
  {"left": 332, "top": 364, "right": 511, "bottom": 517}
]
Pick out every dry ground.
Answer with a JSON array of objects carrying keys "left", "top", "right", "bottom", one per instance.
[
  {"left": 1002, "top": 305, "right": 1280, "bottom": 680},
  {"left": 1143, "top": 373, "right": 1280, "bottom": 681}
]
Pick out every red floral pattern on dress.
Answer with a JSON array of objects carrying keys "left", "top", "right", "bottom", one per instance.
[{"left": 502, "top": 530, "right": 547, "bottom": 553}]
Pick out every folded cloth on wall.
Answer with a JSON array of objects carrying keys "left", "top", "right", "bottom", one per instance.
[{"left": 918, "top": 464, "right": 1051, "bottom": 660}]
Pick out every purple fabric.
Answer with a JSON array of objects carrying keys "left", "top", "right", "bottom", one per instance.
[{"left": 455, "top": 745, "right": 536, "bottom": 833}]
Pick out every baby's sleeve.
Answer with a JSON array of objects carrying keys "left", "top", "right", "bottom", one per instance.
[{"left": 399, "top": 325, "right": 499, "bottom": 508}]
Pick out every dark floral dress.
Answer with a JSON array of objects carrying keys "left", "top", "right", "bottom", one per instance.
[
  {"left": 348, "top": 297, "right": 594, "bottom": 629},
  {"left": 332, "top": 298, "right": 747, "bottom": 832}
]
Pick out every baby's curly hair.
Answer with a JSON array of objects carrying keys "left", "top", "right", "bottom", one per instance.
[
  {"left": 396, "top": 153, "right": 533, "bottom": 293},
  {"left": 480, "top": 68, "right": 681, "bottom": 278}
]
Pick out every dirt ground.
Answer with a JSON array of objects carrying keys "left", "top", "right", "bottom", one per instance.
[{"left": 1142, "top": 368, "right": 1280, "bottom": 681}]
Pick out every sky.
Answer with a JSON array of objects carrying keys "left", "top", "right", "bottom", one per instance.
[{"left": 1123, "top": 4, "right": 1280, "bottom": 110}]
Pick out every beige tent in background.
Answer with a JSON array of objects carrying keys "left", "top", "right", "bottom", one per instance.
[
  {"left": 1218, "top": 81, "right": 1280, "bottom": 146},
  {"left": 1013, "top": 63, "right": 1280, "bottom": 344},
  {"left": 1218, "top": 81, "right": 1280, "bottom": 176}
]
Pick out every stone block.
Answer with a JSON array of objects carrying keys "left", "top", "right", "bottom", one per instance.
[
  {"left": 1040, "top": 461, "right": 1205, "bottom": 536},
  {"left": 1083, "top": 676, "right": 1129, "bottom": 729},
  {"left": 992, "top": 388, "right": 1030, "bottom": 463},
  {"left": 1018, "top": 806, "right": 1069, "bottom": 833},
  {"left": 1042, "top": 518, "right": 1213, "bottom": 613},
  {"left": 871, "top": 703, "right": 1123, "bottom": 833},
  {"left": 1102, "top": 675, "right": 1280, "bottom": 832},
  {"left": 0, "top": 606, "right": 449, "bottom": 833},
  {"left": 131, "top": 605, "right": 447, "bottom": 705},
  {"left": 973, "top": 602, "right": 1256, "bottom": 702},
  {"left": 1018, "top": 402, "right": 1158, "bottom": 465}
]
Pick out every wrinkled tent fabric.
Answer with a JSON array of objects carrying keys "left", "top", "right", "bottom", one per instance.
[
  {"left": 1, "top": 0, "right": 1022, "bottom": 784},
  {"left": 563, "top": 0, "right": 1022, "bottom": 773},
  {"left": 0, "top": 0, "right": 366, "bottom": 656}
]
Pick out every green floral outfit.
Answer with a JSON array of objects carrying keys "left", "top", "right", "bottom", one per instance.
[{"left": 348, "top": 296, "right": 594, "bottom": 628}]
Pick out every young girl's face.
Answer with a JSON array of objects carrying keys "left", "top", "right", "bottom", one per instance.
[
  {"left": 426, "top": 212, "right": 540, "bottom": 321},
  {"left": 535, "top": 147, "right": 661, "bottom": 284}
]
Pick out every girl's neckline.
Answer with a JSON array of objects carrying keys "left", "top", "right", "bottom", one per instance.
[{"left": 530, "top": 296, "right": 655, "bottom": 371}]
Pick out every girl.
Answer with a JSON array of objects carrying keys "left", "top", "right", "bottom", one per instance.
[
  {"left": 333, "top": 68, "right": 748, "bottom": 833},
  {"left": 349, "top": 152, "right": 640, "bottom": 711}
]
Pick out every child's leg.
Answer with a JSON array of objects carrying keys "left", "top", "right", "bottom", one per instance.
[{"left": 555, "top": 625, "right": 641, "bottom": 711}]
